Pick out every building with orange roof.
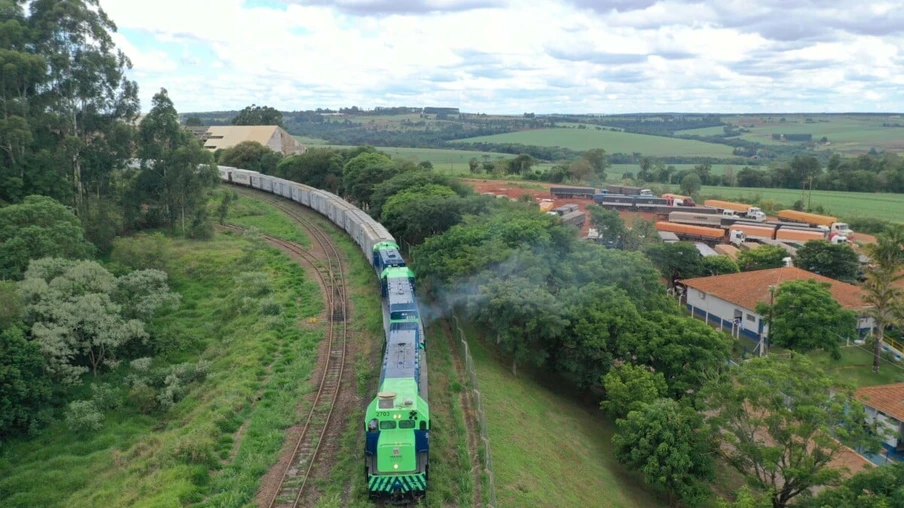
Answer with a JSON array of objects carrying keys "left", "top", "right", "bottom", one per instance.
[
  {"left": 856, "top": 383, "right": 904, "bottom": 463},
  {"left": 677, "top": 266, "right": 874, "bottom": 344}
]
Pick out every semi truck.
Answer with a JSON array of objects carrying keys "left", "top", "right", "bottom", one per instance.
[
  {"left": 668, "top": 212, "right": 849, "bottom": 244},
  {"left": 550, "top": 186, "right": 596, "bottom": 199},
  {"left": 654, "top": 221, "right": 746, "bottom": 246},
  {"left": 606, "top": 185, "right": 653, "bottom": 197},
  {"left": 593, "top": 194, "right": 668, "bottom": 211},
  {"left": 776, "top": 210, "right": 854, "bottom": 238},
  {"left": 661, "top": 193, "right": 696, "bottom": 206},
  {"left": 703, "top": 199, "right": 767, "bottom": 222}
]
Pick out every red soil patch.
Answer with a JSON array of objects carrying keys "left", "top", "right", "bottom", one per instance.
[{"left": 462, "top": 179, "right": 657, "bottom": 236}]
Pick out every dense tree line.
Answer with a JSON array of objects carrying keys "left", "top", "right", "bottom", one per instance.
[{"left": 0, "top": 0, "right": 221, "bottom": 442}]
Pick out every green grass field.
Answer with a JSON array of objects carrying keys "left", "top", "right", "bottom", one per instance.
[
  {"left": 464, "top": 328, "right": 665, "bottom": 507},
  {"left": 451, "top": 128, "right": 735, "bottom": 157},
  {"left": 722, "top": 114, "right": 904, "bottom": 154},
  {"left": 294, "top": 137, "right": 517, "bottom": 173},
  {"left": 695, "top": 186, "right": 904, "bottom": 222},
  {"left": 810, "top": 346, "right": 904, "bottom": 388}
]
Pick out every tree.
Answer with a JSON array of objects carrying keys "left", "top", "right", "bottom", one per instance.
[
  {"left": 217, "top": 141, "right": 282, "bottom": 175},
  {"left": 19, "top": 258, "right": 178, "bottom": 383},
  {"left": 793, "top": 240, "right": 861, "bottom": 282},
  {"left": 568, "top": 159, "right": 593, "bottom": 182},
  {"left": 702, "top": 255, "right": 739, "bottom": 276},
  {"left": 587, "top": 204, "right": 625, "bottom": 245},
  {"left": 231, "top": 104, "right": 283, "bottom": 127},
  {"left": 506, "top": 154, "right": 533, "bottom": 175},
  {"left": 468, "top": 275, "right": 568, "bottom": 376},
  {"left": 680, "top": 173, "right": 702, "bottom": 195},
  {"left": 468, "top": 157, "right": 480, "bottom": 173},
  {"left": 369, "top": 170, "right": 473, "bottom": 220},
  {"left": 613, "top": 398, "right": 716, "bottom": 507},
  {"left": 342, "top": 151, "right": 396, "bottom": 207},
  {"left": 736, "top": 244, "right": 788, "bottom": 271},
  {"left": 699, "top": 355, "right": 879, "bottom": 508},
  {"left": 29, "top": 0, "right": 140, "bottom": 214},
  {"left": 582, "top": 148, "right": 608, "bottom": 179},
  {"left": 803, "top": 462, "right": 904, "bottom": 507},
  {"left": 0, "top": 326, "right": 52, "bottom": 439},
  {"left": 276, "top": 147, "right": 343, "bottom": 192},
  {"left": 601, "top": 362, "right": 667, "bottom": 419},
  {"left": 0, "top": 195, "right": 96, "bottom": 279},
  {"left": 638, "top": 156, "right": 655, "bottom": 181},
  {"left": 861, "top": 224, "right": 904, "bottom": 373},
  {"left": 620, "top": 311, "right": 731, "bottom": 397},
  {"left": 644, "top": 242, "right": 704, "bottom": 288},
  {"left": 133, "top": 88, "right": 218, "bottom": 235},
  {"left": 557, "top": 284, "right": 643, "bottom": 390},
  {"left": 183, "top": 116, "right": 203, "bottom": 126},
  {"left": 755, "top": 279, "right": 857, "bottom": 357}
]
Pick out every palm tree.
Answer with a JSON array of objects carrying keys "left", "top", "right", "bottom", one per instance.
[{"left": 861, "top": 225, "right": 904, "bottom": 373}]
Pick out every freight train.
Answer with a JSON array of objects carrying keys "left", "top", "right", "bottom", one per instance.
[{"left": 218, "top": 166, "right": 430, "bottom": 503}]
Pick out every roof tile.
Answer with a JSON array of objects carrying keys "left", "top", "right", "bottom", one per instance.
[
  {"left": 678, "top": 266, "right": 869, "bottom": 311},
  {"left": 856, "top": 383, "right": 904, "bottom": 422}
]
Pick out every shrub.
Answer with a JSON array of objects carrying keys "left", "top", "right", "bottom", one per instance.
[
  {"left": 65, "top": 400, "right": 104, "bottom": 432},
  {"left": 111, "top": 233, "right": 173, "bottom": 271}
]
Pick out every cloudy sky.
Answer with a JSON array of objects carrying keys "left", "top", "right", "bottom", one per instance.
[{"left": 99, "top": 0, "right": 904, "bottom": 114}]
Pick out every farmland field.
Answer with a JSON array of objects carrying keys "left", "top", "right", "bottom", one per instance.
[
  {"left": 294, "top": 137, "right": 517, "bottom": 172},
  {"left": 450, "top": 128, "right": 735, "bottom": 157},
  {"left": 722, "top": 114, "right": 904, "bottom": 153},
  {"left": 696, "top": 185, "right": 904, "bottom": 222}
]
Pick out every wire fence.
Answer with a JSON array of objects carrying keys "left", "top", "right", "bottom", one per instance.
[
  {"left": 451, "top": 312, "right": 498, "bottom": 508},
  {"left": 404, "top": 241, "right": 497, "bottom": 506}
]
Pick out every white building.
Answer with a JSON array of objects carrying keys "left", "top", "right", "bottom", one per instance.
[
  {"left": 678, "top": 266, "right": 874, "bottom": 342},
  {"left": 856, "top": 383, "right": 904, "bottom": 463}
]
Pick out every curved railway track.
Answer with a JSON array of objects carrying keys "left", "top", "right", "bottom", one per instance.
[{"left": 226, "top": 188, "right": 350, "bottom": 508}]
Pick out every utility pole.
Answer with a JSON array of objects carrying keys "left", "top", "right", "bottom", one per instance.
[{"left": 807, "top": 174, "right": 814, "bottom": 211}]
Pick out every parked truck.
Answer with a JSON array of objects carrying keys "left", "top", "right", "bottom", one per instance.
[
  {"left": 550, "top": 186, "right": 596, "bottom": 199},
  {"left": 606, "top": 185, "right": 652, "bottom": 197},
  {"left": 654, "top": 221, "right": 746, "bottom": 245},
  {"left": 776, "top": 210, "right": 854, "bottom": 238},
  {"left": 661, "top": 193, "right": 696, "bottom": 206},
  {"left": 703, "top": 199, "right": 767, "bottom": 222}
]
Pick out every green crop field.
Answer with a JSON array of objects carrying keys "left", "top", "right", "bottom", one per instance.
[
  {"left": 451, "top": 128, "right": 735, "bottom": 157},
  {"left": 294, "top": 137, "right": 517, "bottom": 173},
  {"left": 722, "top": 114, "right": 904, "bottom": 154},
  {"left": 464, "top": 330, "right": 664, "bottom": 507},
  {"left": 696, "top": 185, "right": 904, "bottom": 222}
]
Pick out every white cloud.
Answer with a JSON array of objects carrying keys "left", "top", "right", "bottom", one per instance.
[{"left": 97, "top": 0, "right": 904, "bottom": 113}]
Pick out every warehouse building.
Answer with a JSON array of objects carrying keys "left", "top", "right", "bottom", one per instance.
[{"left": 193, "top": 125, "right": 306, "bottom": 156}]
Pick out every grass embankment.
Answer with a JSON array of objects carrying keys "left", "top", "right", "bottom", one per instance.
[
  {"left": 810, "top": 346, "right": 904, "bottom": 388},
  {"left": 461, "top": 325, "right": 665, "bottom": 508},
  {"left": 451, "top": 128, "right": 734, "bottom": 157},
  {"left": 0, "top": 225, "right": 323, "bottom": 506}
]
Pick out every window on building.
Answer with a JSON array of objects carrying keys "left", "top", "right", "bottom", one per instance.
[{"left": 746, "top": 313, "right": 755, "bottom": 322}]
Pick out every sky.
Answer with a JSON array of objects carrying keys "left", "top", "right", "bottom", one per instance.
[{"left": 98, "top": 0, "right": 904, "bottom": 115}]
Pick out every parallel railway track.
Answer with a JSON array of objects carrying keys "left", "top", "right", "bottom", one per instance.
[{"left": 225, "top": 188, "right": 350, "bottom": 508}]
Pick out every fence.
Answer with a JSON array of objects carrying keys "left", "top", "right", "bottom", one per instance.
[
  {"left": 451, "top": 312, "right": 498, "bottom": 508},
  {"left": 403, "top": 241, "right": 497, "bottom": 506}
]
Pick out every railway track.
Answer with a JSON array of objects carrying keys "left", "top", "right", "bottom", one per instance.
[{"left": 224, "top": 189, "right": 350, "bottom": 508}]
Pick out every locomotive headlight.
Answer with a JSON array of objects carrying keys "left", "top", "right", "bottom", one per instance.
[{"left": 394, "top": 464, "right": 399, "bottom": 469}]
